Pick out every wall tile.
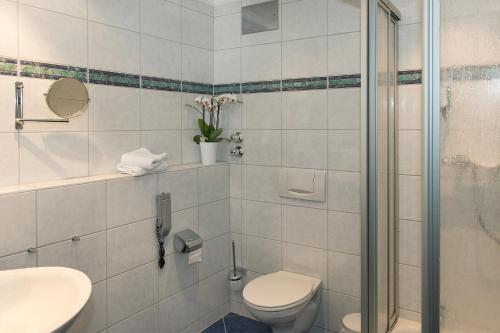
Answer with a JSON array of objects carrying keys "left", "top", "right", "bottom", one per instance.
[
  {"left": 182, "top": 0, "right": 213, "bottom": 16},
  {"left": 141, "top": 90, "right": 181, "bottom": 130},
  {"left": 89, "top": 22, "right": 140, "bottom": 74},
  {"left": 107, "top": 262, "right": 158, "bottom": 325},
  {"left": 106, "top": 174, "right": 157, "bottom": 228},
  {"left": 242, "top": 92, "right": 282, "bottom": 130},
  {"left": 282, "top": 37, "right": 327, "bottom": 79},
  {"left": 141, "top": 35, "right": 181, "bottom": 80},
  {"left": 242, "top": 200, "right": 281, "bottom": 240},
  {"left": 37, "top": 182, "right": 106, "bottom": 245},
  {"left": 67, "top": 281, "right": 107, "bottom": 333},
  {"left": 159, "top": 168, "right": 198, "bottom": 211},
  {"left": 141, "top": 0, "right": 181, "bottom": 42},
  {"left": 328, "top": 130, "right": 360, "bottom": 171},
  {"left": 182, "top": 44, "right": 213, "bottom": 84},
  {"left": 159, "top": 284, "right": 199, "bottom": 333},
  {"left": 19, "top": 0, "right": 87, "bottom": 18},
  {"left": 327, "top": 251, "right": 360, "bottom": 297},
  {"left": 399, "top": 23, "right": 422, "bottom": 70},
  {"left": 399, "top": 175, "right": 422, "bottom": 221},
  {"left": 0, "top": 192, "right": 36, "bottom": 257},
  {"left": 89, "top": 85, "right": 141, "bottom": 131},
  {"left": 0, "top": 0, "right": 18, "bottom": 58},
  {"left": 399, "top": 130, "right": 422, "bottom": 175},
  {"left": 230, "top": 198, "right": 242, "bottom": 233},
  {"left": 399, "top": 219, "right": 421, "bottom": 267},
  {"left": 199, "top": 270, "right": 229, "bottom": 318},
  {"left": 0, "top": 133, "right": 19, "bottom": 187},
  {"left": 159, "top": 253, "right": 198, "bottom": 300},
  {"left": 283, "top": 90, "right": 328, "bottom": 129},
  {"left": 38, "top": 231, "right": 107, "bottom": 283},
  {"left": 327, "top": 211, "right": 360, "bottom": 255},
  {"left": 242, "top": 235, "right": 281, "bottom": 274},
  {"left": 182, "top": 129, "right": 202, "bottom": 163},
  {"left": 182, "top": 8, "right": 213, "bottom": 50},
  {"left": 0, "top": 252, "right": 36, "bottom": 271},
  {"left": 328, "top": 88, "right": 361, "bottom": 130},
  {"left": 199, "top": 165, "right": 229, "bottom": 204},
  {"left": 141, "top": 130, "right": 182, "bottom": 166},
  {"left": 19, "top": 132, "right": 89, "bottom": 183},
  {"left": 199, "top": 199, "right": 230, "bottom": 240},
  {"left": 0, "top": 77, "right": 17, "bottom": 133},
  {"left": 241, "top": 130, "right": 282, "bottom": 166},
  {"left": 242, "top": 43, "right": 281, "bottom": 82},
  {"left": 399, "top": 264, "right": 421, "bottom": 312},
  {"left": 282, "top": 0, "right": 327, "bottom": 40},
  {"left": 282, "top": 205, "right": 327, "bottom": 249},
  {"left": 399, "top": 84, "right": 423, "bottom": 130},
  {"left": 392, "top": 0, "right": 422, "bottom": 25},
  {"left": 107, "top": 305, "right": 158, "bottom": 333},
  {"left": 327, "top": 0, "right": 361, "bottom": 34},
  {"left": 241, "top": 165, "right": 281, "bottom": 204},
  {"left": 200, "top": 233, "right": 229, "bottom": 279},
  {"left": 328, "top": 171, "right": 360, "bottom": 213},
  {"left": 283, "top": 130, "right": 327, "bottom": 169},
  {"left": 19, "top": 5, "right": 87, "bottom": 66},
  {"left": 229, "top": 164, "right": 242, "bottom": 198},
  {"left": 214, "top": 13, "right": 240, "bottom": 50},
  {"left": 328, "top": 32, "right": 360, "bottom": 75},
  {"left": 107, "top": 219, "right": 157, "bottom": 277},
  {"left": 214, "top": 49, "right": 241, "bottom": 84},
  {"left": 282, "top": 242, "right": 328, "bottom": 286},
  {"left": 88, "top": 0, "right": 140, "bottom": 31},
  {"left": 89, "top": 131, "right": 141, "bottom": 175}
]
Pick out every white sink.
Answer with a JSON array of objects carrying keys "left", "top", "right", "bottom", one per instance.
[{"left": 0, "top": 267, "right": 92, "bottom": 333}]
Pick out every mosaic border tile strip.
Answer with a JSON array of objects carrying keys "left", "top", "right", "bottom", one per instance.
[
  {"left": 214, "top": 83, "right": 241, "bottom": 95},
  {"left": 20, "top": 60, "right": 87, "bottom": 81},
  {"left": 329, "top": 74, "right": 362, "bottom": 88},
  {"left": 398, "top": 70, "right": 422, "bottom": 85},
  {"left": 182, "top": 81, "right": 213, "bottom": 94},
  {"left": 443, "top": 64, "right": 500, "bottom": 81},
  {"left": 242, "top": 80, "right": 281, "bottom": 94},
  {"left": 0, "top": 57, "right": 17, "bottom": 76},
  {"left": 142, "top": 76, "right": 182, "bottom": 91},
  {"left": 282, "top": 76, "right": 328, "bottom": 91},
  {"left": 89, "top": 69, "right": 140, "bottom": 88}
]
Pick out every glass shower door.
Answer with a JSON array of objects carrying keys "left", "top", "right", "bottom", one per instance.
[{"left": 439, "top": 1, "right": 500, "bottom": 332}]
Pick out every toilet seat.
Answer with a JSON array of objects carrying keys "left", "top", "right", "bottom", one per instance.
[
  {"left": 342, "top": 313, "right": 361, "bottom": 333},
  {"left": 243, "top": 271, "right": 319, "bottom": 312}
]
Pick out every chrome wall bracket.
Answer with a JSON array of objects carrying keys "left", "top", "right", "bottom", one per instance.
[
  {"left": 15, "top": 81, "right": 69, "bottom": 130},
  {"left": 229, "top": 132, "right": 244, "bottom": 143},
  {"left": 230, "top": 146, "right": 244, "bottom": 157}
]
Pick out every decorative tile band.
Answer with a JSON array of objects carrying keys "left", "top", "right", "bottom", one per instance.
[
  {"left": 182, "top": 81, "right": 213, "bottom": 94},
  {"left": 283, "top": 77, "right": 328, "bottom": 91},
  {"left": 398, "top": 70, "right": 422, "bottom": 85},
  {"left": 20, "top": 60, "right": 87, "bottom": 81},
  {"left": 142, "top": 76, "right": 182, "bottom": 92},
  {"left": 242, "top": 80, "right": 281, "bottom": 94},
  {"left": 0, "top": 57, "right": 17, "bottom": 76},
  {"left": 214, "top": 83, "right": 241, "bottom": 95},
  {"left": 89, "top": 69, "right": 140, "bottom": 88},
  {"left": 329, "top": 74, "right": 362, "bottom": 88},
  {"left": 443, "top": 64, "right": 500, "bottom": 81}
]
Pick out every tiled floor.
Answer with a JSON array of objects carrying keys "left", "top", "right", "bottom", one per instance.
[{"left": 202, "top": 313, "right": 272, "bottom": 333}]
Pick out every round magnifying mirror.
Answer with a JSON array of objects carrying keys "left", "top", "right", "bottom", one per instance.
[{"left": 45, "top": 78, "right": 89, "bottom": 118}]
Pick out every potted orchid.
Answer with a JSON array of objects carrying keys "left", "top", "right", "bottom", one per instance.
[{"left": 186, "top": 94, "right": 240, "bottom": 165}]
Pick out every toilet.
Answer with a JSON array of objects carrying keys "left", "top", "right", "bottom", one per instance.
[
  {"left": 341, "top": 313, "right": 421, "bottom": 333},
  {"left": 242, "top": 271, "right": 322, "bottom": 333}
]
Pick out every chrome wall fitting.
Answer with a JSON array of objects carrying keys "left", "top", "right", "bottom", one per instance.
[
  {"left": 174, "top": 229, "right": 203, "bottom": 253},
  {"left": 72, "top": 236, "right": 80, "bottom": 241},
  {"left": 230, "top": 132, "right": 244, "bottom": 143},
  {"left": 231, "top": 146, "right": 244, "bottom": 157},
  {"left": 27, "top": 247, "right": 37, "bottom": 253}
]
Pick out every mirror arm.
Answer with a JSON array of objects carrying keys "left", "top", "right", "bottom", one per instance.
[{"left": 15, "top": 81, "right": 70, "bottom": 130}]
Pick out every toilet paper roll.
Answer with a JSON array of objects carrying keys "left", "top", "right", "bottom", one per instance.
[{"left": 188, "top": 248, "right": 202, "bottom": 264}]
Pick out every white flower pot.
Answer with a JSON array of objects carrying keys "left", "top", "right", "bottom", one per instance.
[{"left": 200, "top": 142, "right": 218, "bottom": 165}]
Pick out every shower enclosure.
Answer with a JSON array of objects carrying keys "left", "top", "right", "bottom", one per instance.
[{"left": 423, "top": 0, "right": 500, "bottom": 332}]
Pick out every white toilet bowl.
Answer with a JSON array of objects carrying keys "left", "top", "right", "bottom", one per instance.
[
  {"left": 341, "top": 313, "right": 421, "bottom": 333},
  {"left": 243, "top": 271, "right": 322, "bottom": 333}
]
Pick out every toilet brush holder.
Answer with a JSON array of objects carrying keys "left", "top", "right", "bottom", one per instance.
[{"left": 228, "top": 267, "right": 247, "bottom": 291}]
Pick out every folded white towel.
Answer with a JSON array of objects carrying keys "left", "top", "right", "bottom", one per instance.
[
  {"left": 117, "top": 160, "right": 168, "bottom": 176},
  {"left": 120, "top": 148, "right": 167, "bottom": 170}
]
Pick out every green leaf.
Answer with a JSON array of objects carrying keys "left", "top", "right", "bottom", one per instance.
[{"left": 193, "top": 135, "right": 201, "bottom": 144}]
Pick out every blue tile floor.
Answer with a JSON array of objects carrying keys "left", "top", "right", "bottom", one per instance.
[{"left": 202, "top": 313, "right": 272, "bottom": 333}]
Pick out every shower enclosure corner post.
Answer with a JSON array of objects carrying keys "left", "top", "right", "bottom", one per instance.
[{"left": 422, "top": 0, "right": 441, "bottom": 332}]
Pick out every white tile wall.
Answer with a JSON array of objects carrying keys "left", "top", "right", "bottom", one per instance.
[{"left": 0, "top": 163, "right": 231, "bottom": 333}]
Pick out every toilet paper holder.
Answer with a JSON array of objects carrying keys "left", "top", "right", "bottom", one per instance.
[{"left": 174, "top": 229, "right": 203, "bottom": 253}]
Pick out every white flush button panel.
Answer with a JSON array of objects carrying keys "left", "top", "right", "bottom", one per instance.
[{"left": 279, "top": 168, "right": 326, "bottom": 202}]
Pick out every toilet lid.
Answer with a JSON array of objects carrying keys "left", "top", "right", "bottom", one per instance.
[
  {"left": 243, "top": 271, "right": 313, "bottom": 310},
  {"left": 343, "top": 313, "right": 361, "bottom": 333}
]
